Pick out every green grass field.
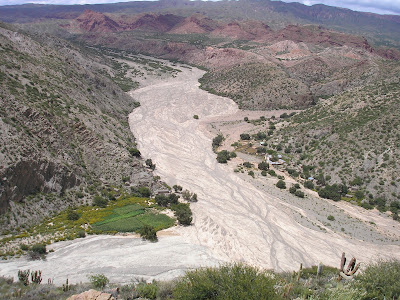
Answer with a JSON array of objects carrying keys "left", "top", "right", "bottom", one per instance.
[{"left": 93, "top": 203, "right": 175, "bottom": 233}]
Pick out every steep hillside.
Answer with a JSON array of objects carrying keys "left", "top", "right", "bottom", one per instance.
[
  {"left": 0, "top": 23, "right": 157, "bottom": 231},
  {"left": 267, "top": 62, "right": 400, "bottom": 206}
]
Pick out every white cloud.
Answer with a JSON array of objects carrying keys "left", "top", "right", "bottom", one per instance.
[
  {"left": 280, "top": 0, "right": 400, "bottom": 15},
  {"left": 0, "top": 0, "right": 144, "bottom": 5}
]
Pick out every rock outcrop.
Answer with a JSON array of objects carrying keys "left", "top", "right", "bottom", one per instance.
[{"left": 67, "top": 289, "right": 115, "bottom": 300}]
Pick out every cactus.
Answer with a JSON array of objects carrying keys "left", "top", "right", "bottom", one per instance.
[
  {"left": 18, "top": 269, "right": 30, "bottom": 286},
  {"left": 339, "top": 252, "right": 360, "bottom": 280},
  {"left": 31, "top": 270, "right": 42, "bottom": 284},
  {"left": 62, "top": 278, "right": 69, "bottom": 292},
  {"left": 296, "top": 263, "right": 303, "bottom": 282},
  {"left": 317, "top": 263, "right": 323, "bottom": 277}
]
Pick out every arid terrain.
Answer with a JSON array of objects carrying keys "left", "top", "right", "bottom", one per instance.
[
  {"left": 1, "top": 2, "right": 400, "bottom": 297},
  {"left": 1, "top": 62, "right": 399, "bottom": 285}
]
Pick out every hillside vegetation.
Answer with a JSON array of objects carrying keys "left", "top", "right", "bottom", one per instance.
[{"left": 0, "top": 22, "right": 159, "bottom": 231}]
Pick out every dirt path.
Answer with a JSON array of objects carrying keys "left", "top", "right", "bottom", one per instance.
[{"left": 129, "top": 65, "right": 400, "bottom": 271}]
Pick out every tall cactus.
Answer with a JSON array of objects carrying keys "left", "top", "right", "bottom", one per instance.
[
  {"left": 31, "top": 270, "right": 42, "bottom": 284},
  {"left": 339, "top": 252, "right": 360, "bottom": 280}
]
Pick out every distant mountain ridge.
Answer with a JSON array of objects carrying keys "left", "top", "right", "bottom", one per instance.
[
  {"left": 1, "top": 0, "right": 400, "bottom": 48},
  {"left": 64, "top": 10, "right": 400, "bottom": 61}
]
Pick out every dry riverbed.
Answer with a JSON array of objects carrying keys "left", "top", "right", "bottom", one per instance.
[
  {"left": 128, "top": 64, "right": 400, "bottom": 271},
  {"left": 1, "top": 62, "right": 399, "bottom": 285}
]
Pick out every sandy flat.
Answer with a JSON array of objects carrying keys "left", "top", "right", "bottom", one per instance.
[{"left": 0, "top": 234, "right": 220, "bottom": 285}]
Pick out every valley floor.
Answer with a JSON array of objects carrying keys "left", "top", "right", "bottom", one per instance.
[{"left": 1, "top": 61, "right": 399, "bottom": 285}]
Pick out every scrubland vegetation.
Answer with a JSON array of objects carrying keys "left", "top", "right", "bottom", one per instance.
[{"left": 1, "top": 259, "right": 399, "bottom": 299}]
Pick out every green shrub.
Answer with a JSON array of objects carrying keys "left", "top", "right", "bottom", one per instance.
[
  {"left": 268, "top": 170, "right": 277, "bottom": 177},
  {"left": 193, "top": 115, "right": 199, "bottom": 119},
  {"left": 261, "top": 170, "right": 267, "bottom": 176},
  {"left": 327, "top": 215, "right": 335, "bottom": 221},
  {"left": 77, "top": 231, "right": 86, "bottom": 238},
  {"left": 258, "top": 161, "right": 269, "bottom": 171},
  {"left": 138, "top": 186, "right": 151, "bottom": 197},
  {"left": 289, "top": 186, "right": 297, "bottom": 194},
  {"left": 136, "top": 282, "right": 158, "bottom": 299},
  {"left": 212, "top": 135, "right": 224, "bottom": 149},
  {"left": 240, "top": 133, "right": 251, "bottom": 140},
  {"left": 353, "top": 260, "right": 400, "bottom": 299},
  {"left": 145, "top": 159, "right": 155, "bottom": 170},
  {"left": 304, "top": 180, "right": 314, "bottom": 190},
  {"left": 155, "top": 193, "right": 179, "bottom": 207},
  {"left": 20, "top": 244, "right": 29, "bottom": 251},
  {"left": 173, "top": 263, "right": 278, "bottom": 300},
  {"left": 93, "top": 195, "right": 108, "bottom": 208},
  {"left": 295, "top": 190, "right": 305, "bottom": 198},
  {"left": 139, "top": 225, "right": 157, "bottom": 242},
  {"left": 172, "top": 203, "right": 192, "bottom": 226},
  {"left": 276, "top": 180, "right": 286, "bottom": 189},
  {"left": 31, "top": 244, "right": 46, "bottom": 255},
  {"left": 66, "top": 207, "right": 80, "bottom": 221},
  {"left": 88, "top": 273, "right": 109, "bottom": 289},
  {"left": 318, "top": 184, "right": 342, "bottom": 201},
  {"left": 128, "top": 148, "right": 141, "bottom": 157},
  {"left": 216, "top": 150, "right": 230, "bottom": 163},
  {"left": 173, "top": 185, "right": 183, "bottom": 192},
  {"left": 243, "top": 162, "right": 253, "bottom": 168},
  {"left": 360, "top": 202, "right": 373, "bottom": 210},
  {"left": 28, "top": 244, "right": 47, "bottom": 260}
]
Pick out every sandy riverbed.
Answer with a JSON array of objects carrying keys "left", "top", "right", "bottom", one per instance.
[
  {"left": 1, "top": 63, "right": 399, "bottom": 285},
  {"left": 128, "top": 64, "right": 400, "bottom": 271}
]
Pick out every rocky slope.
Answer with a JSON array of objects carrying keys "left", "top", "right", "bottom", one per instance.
[
  {"left": 0, "top": 23, "right": 157, "bottom": 231},
  {"left": 263, "top": 61, "right": 400, "bottom": 206}
]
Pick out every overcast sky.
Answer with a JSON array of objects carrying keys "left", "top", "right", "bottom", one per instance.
[{"left": 0, "top": 0, "right": 399, "bottom": 15}]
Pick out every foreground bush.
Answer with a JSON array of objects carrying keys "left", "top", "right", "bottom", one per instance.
[
  {"left": 173, "top": 263, "right": 279, "bottom": 300},
  {"left": 353, "top": 259, "right": 400, "bottom": 299},
  {"left": 88, "top": 273, "right": 109, "bottom": 289}
]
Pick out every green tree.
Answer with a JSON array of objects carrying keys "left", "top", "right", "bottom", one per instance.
[
  {"left": 258, "top": 161, "right": 269, "bottom": 171},
  {"left": 212, "top": 135, "right": 224, "bottom": 150},
  {"left": 139, "top": 225, "right": 157, "bottom": 242},
  {"left": 304, "top": 180, "right": 314, "bottom": 190},
  {"left": 172, "top": 203, "right": 192, "bottom": 226},
  {"left": 145, "top": 159, "right": 155, "bottom": 170},
  {"left": 173, "top": 185, "right": 183, "bottom": 193},
  {"left": 276, "top": 180, "right": 286, "bottom": 189}
]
